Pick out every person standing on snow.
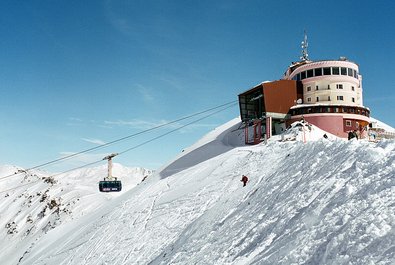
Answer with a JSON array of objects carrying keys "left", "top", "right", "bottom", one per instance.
[{"left": 241, "top": 175, "right": 248, "bottom": 187}]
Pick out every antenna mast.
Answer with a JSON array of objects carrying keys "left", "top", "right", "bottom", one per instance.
[{"left": 300, "top": 30, "right": 309, "bottom": 61}]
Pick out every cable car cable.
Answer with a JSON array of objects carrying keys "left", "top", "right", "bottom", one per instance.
[
  {"left": 0, "top": 160, "right": 104, "bottom": 195},
  {"left": 0, "top": 100, "right": 237, "bottom": 181},
  {"left": 118, "top": 102, "right": 238, "bottom": 156},
  {"left": 0, "top": 102, "right": 237, "bottom": 194}
]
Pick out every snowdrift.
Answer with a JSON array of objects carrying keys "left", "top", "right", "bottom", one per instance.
[
  {"left": 158, "top": 118, "right": 245, "bottom": 178},
  {"left": 1, "top": 118, "right": 394, "bottom": 265}
]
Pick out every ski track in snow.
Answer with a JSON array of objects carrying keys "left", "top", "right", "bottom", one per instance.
[{"left": 1, "top": 118, "right": 394, "bottom": 265}]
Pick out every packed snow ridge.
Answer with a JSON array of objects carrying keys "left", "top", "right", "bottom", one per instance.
[{"left": 1, "top": 118, "right": 394, "bottom": 265}]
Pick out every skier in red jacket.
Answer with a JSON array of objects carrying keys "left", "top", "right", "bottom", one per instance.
[{"left": 241, "top": 175, "right": 248, "bottom": 187}]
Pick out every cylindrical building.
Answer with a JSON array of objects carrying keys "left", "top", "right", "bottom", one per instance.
[{"left": 283, "top": 58, "right": 370, "bottom": 138}]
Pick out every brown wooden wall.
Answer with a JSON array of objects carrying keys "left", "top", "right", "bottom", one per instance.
[{"left": 262, "top": 80, "right": 298, "bottom": 114}]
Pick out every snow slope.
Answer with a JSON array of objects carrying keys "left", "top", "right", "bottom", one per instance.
[
  {"left": 0, "top": 164, "right": 152, "bottom": 264},
  {"left": 370, "top": 117, "right": 395, "bottom": 133},
  {"left": 158, "top": 118, "right": 245, "bottom": 178},
  {"left": 1, "top": 117, "right": 394, "bottom": 265}
]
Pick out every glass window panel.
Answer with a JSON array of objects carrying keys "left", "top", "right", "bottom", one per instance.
[
  {"left": 348, "top": 68, "right": 353, "bottom": 76},
  {"left": 341, "top": 67, "right": 347, "bottom": 75},
  {"left": 332, "top": 67, "right": 340, "bottom": 75},
  {"left": 301, "top": 71, "right": 306, "bottom": 79},
  {"left": 307, "top": 69, "right": 314, "bottom": 78},
  {"left": 323, "top": 67, "right": 331, "bottom": 75},
  {"left": 314, "top": 68, "right": 322, "bottom": 76}
]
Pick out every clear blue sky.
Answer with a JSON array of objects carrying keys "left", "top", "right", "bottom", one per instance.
[{"left": 1, "top": 0, "right": 394, "bottom": 172}]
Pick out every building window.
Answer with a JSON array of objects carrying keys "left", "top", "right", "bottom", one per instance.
[
  {"left": 316, "top": 85, "right": 319, "bottom": 90},
  {"left": 315, "top": 68, "right": 322, "bottom": 76},
  {"left": 301, "top": 71, "right": 306, "bottom": 80},
  {"left": 351, "top": 86, "right": 355, "bottom": 91},
  {"left": 316, "top": 97, "right": 319, "bottom": 102},
  {"left": 328, "top": 85, "right": 330, "bottom": 90},
  {"left": 336, "top": 84, "right": 343, "bottom": 89},
  {"left": 323, "top": 67, "right": 331, "bottom": 75},
  {"left": 348, "top": 68, "right": 354, "bottom": 77},
  {"left": 346, "top": 120, "right": 352, "bottom": 127},
  {"left": 341, "top": 67, "right": 347, "bottom": 75},
  {"left": 352, "top": 97, "right": 355, "bottom": 102},
  {"left": 307, "top": 69, "right": 314, "bottom": 78},
  {"left": 328, "top": 96, "right": 331, "bottom": 101},
  {"left": 337, "top": 95, "right": 344, "bottom": 100},
  {"left": 332, "top": 67, "right": 340, "bottom": 75},
  {"left": 307, "top": 86, "right": 311, "bottom": 91},
  {"left": 307, "top": 97, "right": 311, "bottom": 102},
  {"left": 353, "top": 69, "right": 357, "bottom": 78}
]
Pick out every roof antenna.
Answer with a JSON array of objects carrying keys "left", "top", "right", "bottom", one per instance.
[{"left": 300, "top": 30, "right": 309, "bottom": 61}]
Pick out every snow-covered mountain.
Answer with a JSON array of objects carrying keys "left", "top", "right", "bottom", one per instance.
[
  {"left": 0, "top": 163, "right": 153, "bottom": 264},
  {"left": 1, "top": 118, "right": 394, "bottom": 265}
]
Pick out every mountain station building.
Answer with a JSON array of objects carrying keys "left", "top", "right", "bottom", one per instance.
[{"left": 238, "top": 34, "right": 371, "bottom": 143}]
